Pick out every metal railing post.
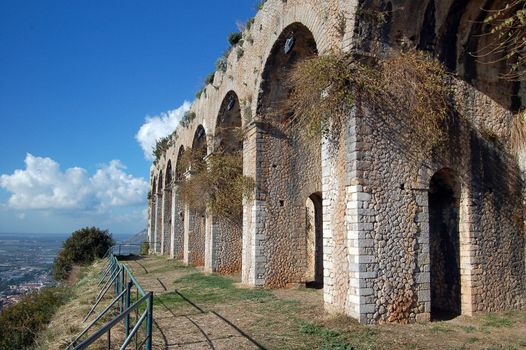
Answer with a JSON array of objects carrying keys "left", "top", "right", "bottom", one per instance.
[
  {"left": 120, "top": 267, "right": 126, "bottom": 311},
  {"left": 145, "top": 292, "right": 153, "bottom": 350},
  {"left": 125, "top": 281, "right": 132, "bottom": 338}
]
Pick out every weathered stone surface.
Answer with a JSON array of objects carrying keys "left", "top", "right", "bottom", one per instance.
[{"left": 147, "top": 0, "right": 526, "bottom": 325}]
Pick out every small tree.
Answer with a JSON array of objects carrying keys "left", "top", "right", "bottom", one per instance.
[{"left": 53, "top": 227, "right": 114, "bottom": 280}]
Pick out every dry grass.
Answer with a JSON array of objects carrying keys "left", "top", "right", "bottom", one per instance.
[
  {"left": 177, "top": 150, "right": 254, "bottom": 221},
  {"left": 33, "top": 261, "right": 126, "bottom": 350}
]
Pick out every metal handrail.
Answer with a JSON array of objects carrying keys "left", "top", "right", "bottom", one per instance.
[{"left": 67, "top": 248, "right": 154, "bottom": 350}]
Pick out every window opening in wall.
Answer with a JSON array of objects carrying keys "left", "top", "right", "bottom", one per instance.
[{"left": 284, "top": 34, "right": 295, "bottom": 54}]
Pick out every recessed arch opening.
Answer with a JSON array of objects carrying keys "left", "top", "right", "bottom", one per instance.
[
  {"left": 215, "top": 91, "right": 242, "bottom": 154},
  {"left": 163, "top": 161, "right": 173, "bottom": 255},
  {"left": 257, "top": 22, "right": 318, "bottom": 121},
  {"left": 306, "top": 192, "right": 323, "bottom": 289},
  {"left": 252, "top": 21, "right": 323, "bottom": 288},
  {"left": 429, "top": 168, "right": 461, "bottom": 321}
]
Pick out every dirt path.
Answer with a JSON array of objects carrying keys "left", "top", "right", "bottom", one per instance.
[
  {"left": 121, "top": 256, "right": 526, "bottom": 350},
  {"left": 125, "top": 258, "right": 265, "bottom": 350}
]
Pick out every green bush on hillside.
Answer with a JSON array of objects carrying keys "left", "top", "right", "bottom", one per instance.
[
  {"left": 53, "top": 227, "right": 114, "bottom": 280},
  {"left": 0, "top": 287, "right": 70, "bottom": 349}
]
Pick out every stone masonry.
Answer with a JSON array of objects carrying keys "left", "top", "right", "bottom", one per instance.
[{"left": 147, "top": 0, "right": 526, "bottom": 324}]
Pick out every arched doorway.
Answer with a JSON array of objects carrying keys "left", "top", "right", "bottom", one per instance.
[
  {"left": 188, "top": 125, "right": 207, "bottom": 266},
  {"left": 254, "top": 22, "right": 322, "bottom": 287},
  {"left": 172, "top": 146, "right": 186, "bottom": 260},
  {"left": 209, "top": 91, "right": 243, "bottom": 274},
  {"left": 429, "top": 168, "right": 461, "bottom": 320},
  {"left": 155, "top": 171, "right": 163, "bottom": 254},
  {"left": 306, "top": 192, "right": 323, "bottom": 288},
  {"left": 162, "top": 161, "right": 173, "bottom": 255}
]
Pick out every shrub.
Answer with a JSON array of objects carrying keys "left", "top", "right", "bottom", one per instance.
[
  {"left": 180, "top": 111, "right": 197, "bottom": 128},
  {"left": 205, "top": 72, "right": 215, "bottom": 85},
  {"left": 0, "top": 287, "right": 70, "bottom": 349},
  {"left": 286, "top": 49, "right": 451, "bottom": 151},
  {"left": 178, "top": 144, "right": 254, "bottom": 222},
  {"left": 228, "top": 32, "right": 243, "bottom": 46},
  {"left": 216, "top": 56, "right": 228, "bottom": 72},
  {"left": 53, "top": 227, "right": 114, "bottom": 280},
  {"left": 475, "top": 0, "right": 526, "bottom": 80},
  {"left": 140, "top": 241, "right": 150, "bottom": 255}
]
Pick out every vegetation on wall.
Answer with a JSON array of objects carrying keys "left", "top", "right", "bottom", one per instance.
[
  {"left": 477, "top": 0, "right": 526, "bottom": 80},
  {"left": 177, "top": 130, "right": 254, "bottom": 221},
  {"left": 512, "top": 109, "right": 526, "bottom": 160},
  {"left": 153, "top": 135, "right": 172, "bottom": 165},
  {"left": 228, "top": 32, "right": 243, "bottom": 46},
  {"left": 180, "top": 111, "right": 196, "bottom": 128},
  {"left": 286, "top": 49, "right": 451, "bottom": 151}
]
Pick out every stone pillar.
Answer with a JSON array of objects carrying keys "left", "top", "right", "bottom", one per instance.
[
  {"left": 322, "top": 109, "right": 377, "bottom": 324},
  {"left": 242, "top": 121, "right": 267, "bottom": 286},
  {"left": 161, "top": 187, "right": 172, "bottom": 256},
  {"left": 204, "top": 212, "right": 219, "bottom": 272},
  {"left": 148, "top": 196, "right": 155, "bottom": 253},
  {"left": 459, "top": 188, "right": 480, "bottom": 316},
  {"left": 170, "top": 185, "right": 177, "bottom": 259},
  {"left": 154, "top": 193, "right": 162, "bottom": 253},
  {"left": 183, "top": 203, "right": 192, "bottom": 264}
]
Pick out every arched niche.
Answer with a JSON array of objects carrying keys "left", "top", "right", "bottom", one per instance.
[
  {"left": 252, "top": 21, "right": 323, "bottom": 287},
  {"left": 429, "top": 168, "right": 461, "bottom": 321},
  {"left": 215, "top": 91, "right": 242, "bottom": 154},
  {"left": 175, "top": 145, "right": 186, "bottom": 181},
  {"left": 257, "top": 22, "right": 318, "bottom": 120},
  {"left": 192, "top": 125, "right": 207, "bottom": 167}
]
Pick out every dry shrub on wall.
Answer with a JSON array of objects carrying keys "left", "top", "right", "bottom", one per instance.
[
  {"left": 476, "top": 0, "right": 526, "bottom": 80},
  {"left": 511, "top": 109, "right": 526, "bottom": 168},
  {"left": 177, "top": 130, "right": 254, "bottom": 222},
  {"left": 287, "top": 49, "right": 451, "bottom": 151}
]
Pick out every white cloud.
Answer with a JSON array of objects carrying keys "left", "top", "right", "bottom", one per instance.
[
  {"left": 135, "top": 101, "right": 191, "bottom": 160},
  {"left": 0, "top": 154, "right": 148, "bottom": 211}
]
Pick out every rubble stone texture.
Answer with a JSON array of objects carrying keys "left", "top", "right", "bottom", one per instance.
[{"left": 147, "top": 0, "right": 526, "bottom": 324}]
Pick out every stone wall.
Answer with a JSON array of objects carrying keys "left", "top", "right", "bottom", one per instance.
[{"left": 147, "top": 0, "right": 526, "bottom": 324}]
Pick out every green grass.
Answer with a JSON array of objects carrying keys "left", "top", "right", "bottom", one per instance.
[
  {"left": 157, "top": 272, "right": 274, "bottom": 308},
  {"left": 460, "top": 325, "right": 476, "bottom": 333},
  {"left": 483, "top": 314, "right": 514, "bottom": 328},
  {"left": 298, "top": 321, "right": 355, "bottom": 350}
]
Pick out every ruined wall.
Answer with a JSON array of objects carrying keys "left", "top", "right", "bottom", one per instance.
[
  {"left": 213, "top": 217, "right": 243, "bottom": 275},
  {"left": 147, "top": 0, "right": 525, "bottom": 324},
  {"left": 188, "top": 209, "right": 206, "bottom": 266},
  {"left": 171, "top": 186, "right": 184, "bottom": 260}
]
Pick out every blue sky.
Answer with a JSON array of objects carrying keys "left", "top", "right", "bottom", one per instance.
[{"left": 0, "top": 0, "right": 256, "bottom": 235}]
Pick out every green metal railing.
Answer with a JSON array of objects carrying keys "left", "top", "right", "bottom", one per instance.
[{"left": 67, "top": 249, "right": 154, "bottom": 350}]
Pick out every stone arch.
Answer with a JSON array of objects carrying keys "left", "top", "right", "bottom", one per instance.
[
  {"left": 161, "top": 161, "right": 173, "bottom": 255},
  {"left": 428, "top": 168, "right": 461, "bottom": 320},
  {"left": 154, "top": 170, "right": 163, "bottom": 253},
  {"left": 205, "top": 91, "right": 244, "bottom": 274},
  {"left": 175, "top": 145, "right": 186, "bottom": 181},
  {"left": 215, "top": 91, "right": 242, "bottom": 153},
  {"left": 192, "top": 124, "right": 207, "bottom": 163},
  {"left": 149, "top": 176, "right": 157, "bottom": 251},
  {"left": 251, "top": 21, "right": 323, "bottom": 287},
  {"left": 257, "top": 22, "right": 318, "bottom": 119},
  {"left": 186, "top": 125, "right": 207, "bottom": 266}
]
